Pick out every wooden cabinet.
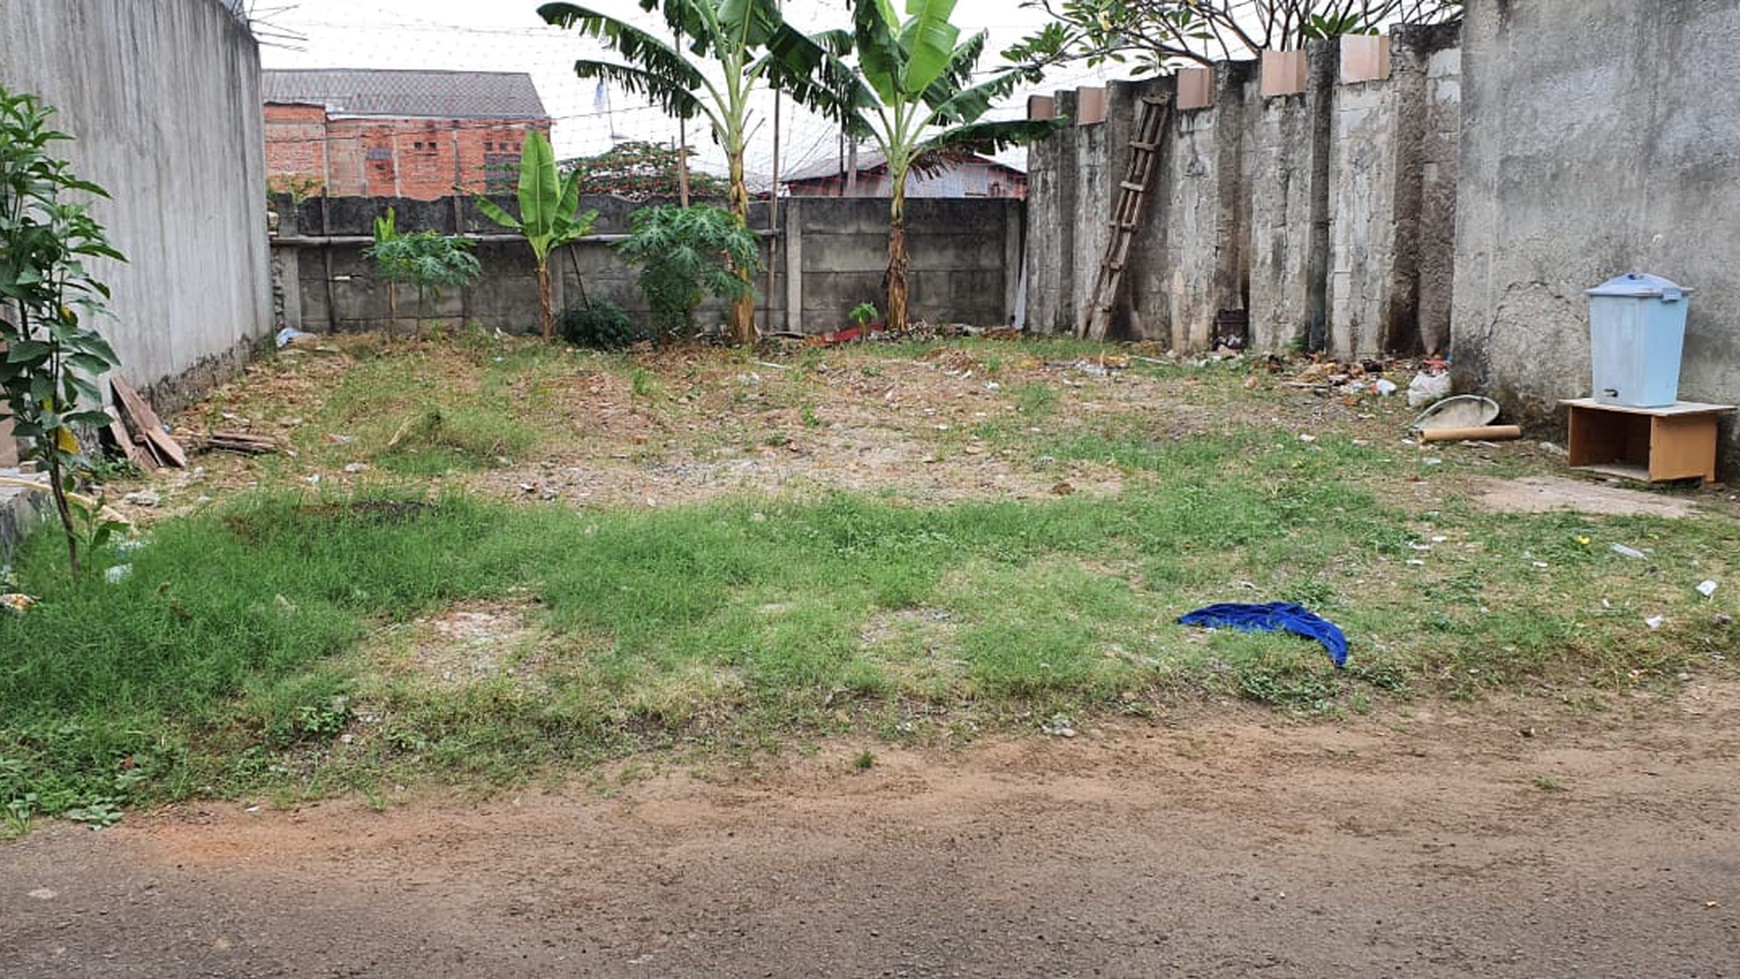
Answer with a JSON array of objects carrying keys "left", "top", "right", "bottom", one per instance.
[{"left": 1561, "top": 399, "right": 1735, "bottom": 485}]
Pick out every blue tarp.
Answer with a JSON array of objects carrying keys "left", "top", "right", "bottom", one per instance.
[{"left": 1178, "top": 602, "right": 1348, "bottom": 668}]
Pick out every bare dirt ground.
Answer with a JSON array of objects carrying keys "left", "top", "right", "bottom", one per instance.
[{"left": 5, "top": 684, "right": 1737, "bottom": 978}]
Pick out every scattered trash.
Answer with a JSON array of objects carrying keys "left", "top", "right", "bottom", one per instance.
[
  {"left": 104, "top": 564, "right": 133, "bottom": 584},
  {"left": 1538, "top": 441, "right": 1568, "bottom": 457},
  {"left": 1298, "top": 434, "right": 1317, "bottom": 443},
  {"left": 1412, "top": 395, "right": 1501, "bottom": 433},
  {"left": 1645, "top": 615, "right": 1666, "bottom": 630},
  {"left": 1178, "top": 602, "right": 1348, "bottom": 668},
  {"left": 1, "top": 593, "right": 38, "bottom": 615},
  {"left": 1422, "top": 457, "right": 1443, "bottom": 466},
  {"left": 115, "top": 538, "right": 150, "bottom": 558},
  {"left": 342, "top": 462, "right": 369, "bottom": 474},
  {"left": 1611, "top": 543, "right": 1647, "bottom": 560},
  {"left": 122, "top": 490, "right": 161, "bottom": 507},
  {"left": 1420, "top": 424, "right": 1522, "bottom": 443},
  {"left": 1374, "top": 378, "right": 1399, "bottom": 396},
  {"left": 1041, "top": 713, "right": 1078, "bottom": 738},
  {"left": 1406, "top": 370, "right": 1453, "bottom": 407},
  {"left": 1696, "top": 580, "right": 1718, "bottom": 598},
  {"left": 324, "top": 433, "right": 355, "bottom": 444},
  {"left": 275, "top": 327, "right": 310, "bottom": 348}
]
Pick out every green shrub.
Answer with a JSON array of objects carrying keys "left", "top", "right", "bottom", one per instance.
[{"left": 557, "top": 297, "right": 642, "bottom": 350}]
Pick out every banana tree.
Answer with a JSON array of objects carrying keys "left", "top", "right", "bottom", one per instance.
[
  {"left": 821, "top": 0, "right": 1067, "bottom": 333},
  {"left": 476, "top": 129, "right": 597, "bottom": 340},
  {"left": 537, "top": 0, "right": 850, "bottom": 344}
]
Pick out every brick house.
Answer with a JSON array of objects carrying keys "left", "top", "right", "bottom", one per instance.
[
  {"left": 780, "top": 150, "right": 1027, "bottom": 199},
  {"left": 263, "top": 69, "right": 552, "bottom": 200}
]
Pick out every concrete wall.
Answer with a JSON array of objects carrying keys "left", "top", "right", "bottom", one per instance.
[
  {"left": 1025, "top": 29, "right": 1461, "bottom": 358},
  {"left": 1452, "top": 0, "right": 1740, "bottom": 466},
  {"left": 274, "top": 196, "right": 1023, "bottom": 335},
  {"left": 0, "top": 0, "right": 272, "bottom": 410}
]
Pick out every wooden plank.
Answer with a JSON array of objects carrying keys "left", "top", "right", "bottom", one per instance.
[
  {"left": 1559, "top": 397, "right": 1736, "bottom": 417},
  {"left": 105, "top": 418, "right": 158, "bottom": 472},
  {"left": 111, "top": 376, "right": 188, "bottom": 468}
]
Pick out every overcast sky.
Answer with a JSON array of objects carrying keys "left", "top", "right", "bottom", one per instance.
[{"left": 254, "top": 0, "right": 1123, "bottom": 182}]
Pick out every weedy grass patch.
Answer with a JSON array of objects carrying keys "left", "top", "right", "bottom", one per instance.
[{"left": 3, "top": 338, "right": 1736, "bottom": 827}]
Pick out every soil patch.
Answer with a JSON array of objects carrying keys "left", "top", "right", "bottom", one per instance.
[
  {"left": 3, "top": 685, "right": 1736, "bottom": 977},
  {"left": 1471, "top": 475, "right": 1697, "bottom": 518}
]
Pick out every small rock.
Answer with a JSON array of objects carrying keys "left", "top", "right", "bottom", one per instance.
[
  {"left": 342, "top": 462, "right": 369, "bottom": 474},
  {"left": 1645, "top": 615, "right": 1666, "bottom": 630},
  {"left": 122, "top": 491, "right": 161, "bottom": 507},
  {"left": 28, "top": 888, "right": 56, "bottom": 900}
]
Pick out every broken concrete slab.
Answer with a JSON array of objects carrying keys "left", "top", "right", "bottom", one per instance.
[{"left": 1470, "top": 475, "right": 1695, "bottom": 519}]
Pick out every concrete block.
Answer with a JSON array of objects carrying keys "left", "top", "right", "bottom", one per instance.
[
  {"left": 1261, "top": 50, "right": 1308, "bottom": 97},
  {"left": 1178, "top": 69, "right": 1215, "bottom": 110},
  {"left": 1340, "top": 35, "right": 1392, "bottom": 84},
  {"left": 1076, "top": 87, "right": 1107, "bottom": 125}
]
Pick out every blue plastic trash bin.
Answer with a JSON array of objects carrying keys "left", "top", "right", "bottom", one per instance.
[{"left": 1585, "top": 273, "right": 1692, "bottom": 408}]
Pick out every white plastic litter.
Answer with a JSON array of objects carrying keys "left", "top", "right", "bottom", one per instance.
[
  {"left": 1407, "top": 370, "right": 1452, "bottom": 407},
  {"left": 1697, "top": 580, "right": 1719, "bottom": 598},
  {"left": 1612, "top": 544, "right": 1647, "bottom": 560}
]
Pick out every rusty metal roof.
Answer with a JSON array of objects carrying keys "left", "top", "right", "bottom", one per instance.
[{"left": 262, "top": 69, "right": 549, "bottom": 120}]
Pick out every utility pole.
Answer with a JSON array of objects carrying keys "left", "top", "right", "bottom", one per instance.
[
  {"left": 765, "top": 4, "right": 782, "bottom": 334},
  {"left": 677, "top": 116, "right": 690, "bottom": 207}
]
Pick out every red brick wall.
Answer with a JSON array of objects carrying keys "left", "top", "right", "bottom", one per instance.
[{"left": 265, "top": 104, "right": 552, "bottom": 201}]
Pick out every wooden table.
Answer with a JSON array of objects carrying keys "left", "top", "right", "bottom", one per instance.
[{"left": 1561, "top": 398, "right": 1735, "bottom": 485}]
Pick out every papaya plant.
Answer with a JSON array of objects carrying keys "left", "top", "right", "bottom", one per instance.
[
  {"left": 0, "top": 86, "right": 125, "bottom": 575},
  {"left": 476, "top": 130, "right": 598, "bottom": 340},
  {"left": 364, "top": 206, "right": 483, "bottom": 332},
  {"left": 615, "top": 203, "right": 761, "bottom": 342}
]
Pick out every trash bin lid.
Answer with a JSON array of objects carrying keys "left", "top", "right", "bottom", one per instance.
[{"left": 1586, "top": 273, "right": 1693, "bottom": 298}]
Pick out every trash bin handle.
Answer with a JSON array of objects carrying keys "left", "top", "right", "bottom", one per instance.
[{"left": 1662, "top": 287, "right": 1684, "bottom": 302}]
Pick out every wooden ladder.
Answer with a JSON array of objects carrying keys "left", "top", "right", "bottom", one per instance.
[{"left": 1079, "top": 95, "right": 1173, "bottom": 341}]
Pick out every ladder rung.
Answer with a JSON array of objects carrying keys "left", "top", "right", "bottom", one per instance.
[
  {"left": 1129, "top": 141, "right": 1158, "bottom": 151},
  {"left": 1119, "top": 180, "right": 1146, "bottom": 192},
  {"left": 1110, "top": 220, "right": 1136, "bottom": 229}
]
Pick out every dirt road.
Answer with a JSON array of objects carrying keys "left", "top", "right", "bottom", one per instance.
[{"left": 4, "top": 687, "right": 1737, "bottom": 978}]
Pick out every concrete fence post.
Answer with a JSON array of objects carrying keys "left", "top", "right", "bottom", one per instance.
[{"left": 784, "top": 198, "right": 803, "bottom": 333}]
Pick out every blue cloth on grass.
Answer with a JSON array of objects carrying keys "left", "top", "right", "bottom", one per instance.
[{"left": 1177, "top": 602, "right": 1348, "bottom": 668}]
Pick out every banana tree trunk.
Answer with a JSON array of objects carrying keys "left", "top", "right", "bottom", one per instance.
[
  {"left": 727, "top": 151, "right": 755, "bottom": 345},
  {"left": 885, "top": 182, "right": 910, "bottom": 334},
  {"left": 536, "top": 260, "right": 554, "bottom": 340}
]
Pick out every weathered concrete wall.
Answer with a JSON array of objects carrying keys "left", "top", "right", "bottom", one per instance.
[
  {"left": 276, "top": 196, "right": 1021, "bottom": 336},
  {"left": 1025, "top": 29, "right": 1460, "bottom": 356},
  {"left": 1244, "top": 42, "right": 1342, "bottom": 354},
  {"left": 0, "top": 0, "right": 272, "bottom": 410},
  {"left": 1452, "top": 0, "right": 1740, "bottom": 468}
]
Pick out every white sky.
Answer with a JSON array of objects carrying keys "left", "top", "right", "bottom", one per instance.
[{"left": 253, "top": 0, "right": 1125, "bottom": 185}]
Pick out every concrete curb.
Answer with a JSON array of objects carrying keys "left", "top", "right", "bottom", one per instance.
[{"left": 0, "top": 469, "right": 51, "bottom": 565}]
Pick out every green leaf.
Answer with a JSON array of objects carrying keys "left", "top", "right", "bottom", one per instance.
[
  {"left": 897, "top": 0, "right": 961, "bottom": 96},
  {"left": 5, "top": 339, "right": 51, "bottom": 364}
]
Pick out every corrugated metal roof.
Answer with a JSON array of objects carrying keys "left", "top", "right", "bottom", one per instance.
[
  {"left": 262, "top": 69, "right": 549, "bottom": 120},
  {"left": 781, "top": 149, "right": 1024, "bottom": 184}
]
